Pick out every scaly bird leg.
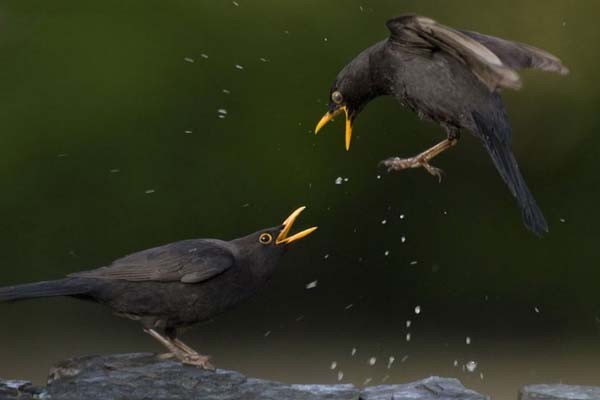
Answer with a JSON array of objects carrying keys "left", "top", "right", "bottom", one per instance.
[
  {"left": 144, "top": 328, "right": 215, "bottom": 370},
  {"left": 380, "top": 138, "right": 458, "bottom": 182}
]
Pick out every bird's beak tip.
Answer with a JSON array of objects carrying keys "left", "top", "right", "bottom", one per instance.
[
  {"left": 315, "top": 112, "right": 332, "bottom": 135},
  {"left": 276, "top": 207, "right": 317, "bottom": 245}
]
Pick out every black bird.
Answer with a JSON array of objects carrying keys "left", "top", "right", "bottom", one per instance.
[
  {"left": 315, "top": 14, "right": 568, "bottom": 235},
  {"left": 0, "top": 207, "right": 316, "bottom": 369}
]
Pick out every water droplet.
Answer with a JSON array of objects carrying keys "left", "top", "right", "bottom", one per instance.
[
  {"left": 232, "top": 1, "right": 239, "bottom": 6},
  {"left": 387, "top": 356, "right": 395, "bottom": 369},
  {"left": 406, "top": 320, "right": 412, "bottom": 328},
  {"left": 222, "top": 89, "right": 231, "bottom": 94},
  {"left": 345, "top": 303, "right": 354, "bottom": 310},
  {"left": 401, "top": 236, "right": 406, "bottom": 243},
  {"left": 337, "top": 371, "right": 344, "bottom": 381},
  {"left": 144, "top": 189, "right": 155, "bottom": 194},
  {"left": 323, "top": 37, "right": 328, "bottom": 42},
  {"left": 305, "top": 280, "right": 318, "bottom": 289},
  {"left": 406, "top": 333, "right": 411, "bottom": 342},
  {"left": 376, "top": 175, "right": 381, "bottom": 180},
  {"left": 534, "top": 306, "right": 540, "bottom": 313},
  {"left": 264, "top": 330, "right": 271, "bottom": 337},
  {"left": 184, "top": 57, "right": 194, "bottom": 63},
  {"left": 381, "top": 219, "right": 387, "bottom": 225},
  {"left": 466, "top": 360, "right": 477, "bottom": 372},
  {"left": 259, "top": 57, "right": 269, "bottom": 62},
  {"left": 466, "top": 336, "right": 471, "bottom": 345},
  {"left": 363, "top": 377, "right": 372, "bottom": 385},
  {"left": 330, "top": 361, "right": 337, "bottom": 370},
  {"left": 560, "top": 218, "right": 566, "bottom": 223},
  {"left": 401, "top": 355, "right": 408, "bottom": 363},
  {"left": 109, "top": 168, "right": 120, "bottom": 173},
  {"left": 335, "top": 177, "right": 343, "bottom": 185},
  {"left": 410, "top": 260, "right": 418, "bottom": 266},
  {"left": 381, "top": 375, "right": 389, "bottom": 383},
  {"left": 384, "top": 250, "right": 390, "bottom": 256},
  {"left": 235, "top": 64, "right": 244, "bottom": 70},
  {"left": 200, "top": 53, "right": 209, "bottom": 59},
  {"left": 453, "top": 360, "right": 459, "bottom": 367},
  {"left": 368, "top": 357, "right": 376, "bottom": 366},
  {"left": 400, "top": 214, "right": 405, "bottom": 219},
  {"left": 351, "top": 348, "right": 357, "bottom": 356},
  {"left": 414, "top": 305, "right": 421, "bottom": 315}
]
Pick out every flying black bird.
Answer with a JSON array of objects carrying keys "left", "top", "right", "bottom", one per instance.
[
  {"left": 0, "top": 207, "right": 316, "bottom": 369},
  {"left": 315, "top": 14, "right": 568, "bottom": 236}
]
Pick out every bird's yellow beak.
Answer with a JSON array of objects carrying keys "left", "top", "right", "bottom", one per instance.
[
  {"left": 276, "top": 206, "right": 318, "bottom": 245},
  {"left": 315, "top": 106, "right": 353, "bottom": 151}
]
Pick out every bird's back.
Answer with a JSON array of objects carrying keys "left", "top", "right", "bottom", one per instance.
[{"left": 384, "top": 41, "right": 505, "bottom": 133}]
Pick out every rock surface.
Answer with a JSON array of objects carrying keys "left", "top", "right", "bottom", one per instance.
[
  {"left": 0, "top": 353, "right": 486, "bottom": 400},
  {"left": 1, "top": 353, "right": 599, "bottom": 400},
  {"left": 520, "top": 384, "right": 600, "bottom": 400}
]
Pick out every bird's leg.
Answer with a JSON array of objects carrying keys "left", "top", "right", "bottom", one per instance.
[
  {"left": 380, "top": 137, "right": 458, "bottom": 182},
  {"left": 144, "top": 328, "right": 215, "bottom": 370}
]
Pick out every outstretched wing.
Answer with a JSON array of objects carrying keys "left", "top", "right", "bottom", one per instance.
[
  {"left": 386, "top": 14, "right": 568, "bottom": 92},
  {"left": 459, "top": 30, "right": 569, "bottom": 75},
  {"left": 69, "top": 240, "right": 234, "bottom": 284}
]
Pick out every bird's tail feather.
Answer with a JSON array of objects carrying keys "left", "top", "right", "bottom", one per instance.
[
  {"left": 472, "top": 112, "right": 548, "bottom": 236},
  {"left": 0, "top": 278, "right": 90, "bottom": 302}
]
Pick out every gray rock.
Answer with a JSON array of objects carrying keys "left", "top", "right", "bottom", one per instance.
[
  {"left": 361, "top": 376, "right": 489, "bottom": 400},
  {"left": 0, "top": 353, "right": 490, "bottom": 400},
  {"left": 520, "top": 384, "right": 600, "bottom": 400}
]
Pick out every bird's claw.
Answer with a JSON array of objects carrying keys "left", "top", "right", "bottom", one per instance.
[
  {"left": 422, "top": 163, "right": 445, "bottom": 182},
  {"left": 182, "top": 353, "right": 215, "bottom": 370},
  {"left": 157, "top": 352, "right": 176, "bottom": 360},
  {"left": 380, "top": 156, "right": 444, "bottom": 182}
]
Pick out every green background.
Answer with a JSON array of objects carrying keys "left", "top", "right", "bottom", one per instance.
[{"left": 0, "top": 1, "right": 598, "bottom": 398}]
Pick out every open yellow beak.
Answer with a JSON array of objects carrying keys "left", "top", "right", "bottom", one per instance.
[
  {"left": 315, "top": 106, "right": 353, "bottom": 151},
  {"left": 276, "top": 206, "right": 318, "bottom": 245}
]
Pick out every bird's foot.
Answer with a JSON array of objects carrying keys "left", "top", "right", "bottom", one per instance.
[
  {"left": 380, "top": 156, "right": 444, "bottom": 182},
  {"left": 180, "top": 353, "right": 215, "bottom": 370}
]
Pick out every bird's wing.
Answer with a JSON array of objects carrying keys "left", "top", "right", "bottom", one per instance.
[
  {"left": 69, "top": 241, "right": 234, "bottom": 284},
  {"left": 386, "top": 14, "right": 534, "bottom": 91},
  {"left": 459, "top": 30, "right": 569, "bottom": 75}
]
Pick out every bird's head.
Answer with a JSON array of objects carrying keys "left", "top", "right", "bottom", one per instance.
[
  {"left": 315, "top": 45, "right": 383, "bottom": 151},
  {"left": 232, "top": 206, "right": 317, "bottom": 279}
]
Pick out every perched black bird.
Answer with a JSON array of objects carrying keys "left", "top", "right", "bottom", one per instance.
[
  {"left": 0, "top": 207, "right": 316, "bottom": 369},
  {"left": 315, "top": 14, "right": 568, "bottom": 235}
]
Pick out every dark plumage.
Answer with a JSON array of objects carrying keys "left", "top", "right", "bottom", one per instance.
[
  {"left": 0, "top": 207, "right": 316, "bottom": 369},
  {"left": 315, "top": 14, "right": 568, "bottom": 236}
]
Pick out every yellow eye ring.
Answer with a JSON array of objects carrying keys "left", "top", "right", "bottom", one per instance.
[
  {"left": 259, "top": 233, "right": 273, "bottom": 245},
  {"left": 331, "top": 90, "right": 343, "bottom": 104}
]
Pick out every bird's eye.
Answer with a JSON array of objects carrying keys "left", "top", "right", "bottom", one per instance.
[
  {"left": 331, "top": 91, "right": 344, "bottom": 104},
  {"left": 259, "top": 233, "right": 273, "bottom": 245}
]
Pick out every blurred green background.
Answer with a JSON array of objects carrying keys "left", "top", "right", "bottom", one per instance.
[{"left": 0, "top": 0, "right": 598, "bottom": 398}]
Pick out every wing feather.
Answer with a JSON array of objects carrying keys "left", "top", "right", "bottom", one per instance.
[
  {"left": 459, "top": 30, "right": 569, "bottom": 75},
  {"left": 69, "top": 240, "right": 234, "bottom": 284},
  {"left": 386, "top": 14, "right": 567, "bottom": 92}
]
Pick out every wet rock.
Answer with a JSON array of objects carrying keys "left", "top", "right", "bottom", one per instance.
[
  {"left": 361, "top": 376, "right": 489, "bottom": 400},
  {"left": 520, "top": 383, "right": 600, "bottom": 400},
  {"left": 0, "top": 379, "right": 37, "bottom": 399},
  {"left": 0, "top": 353, "right": 491, "bottom": 400}
]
